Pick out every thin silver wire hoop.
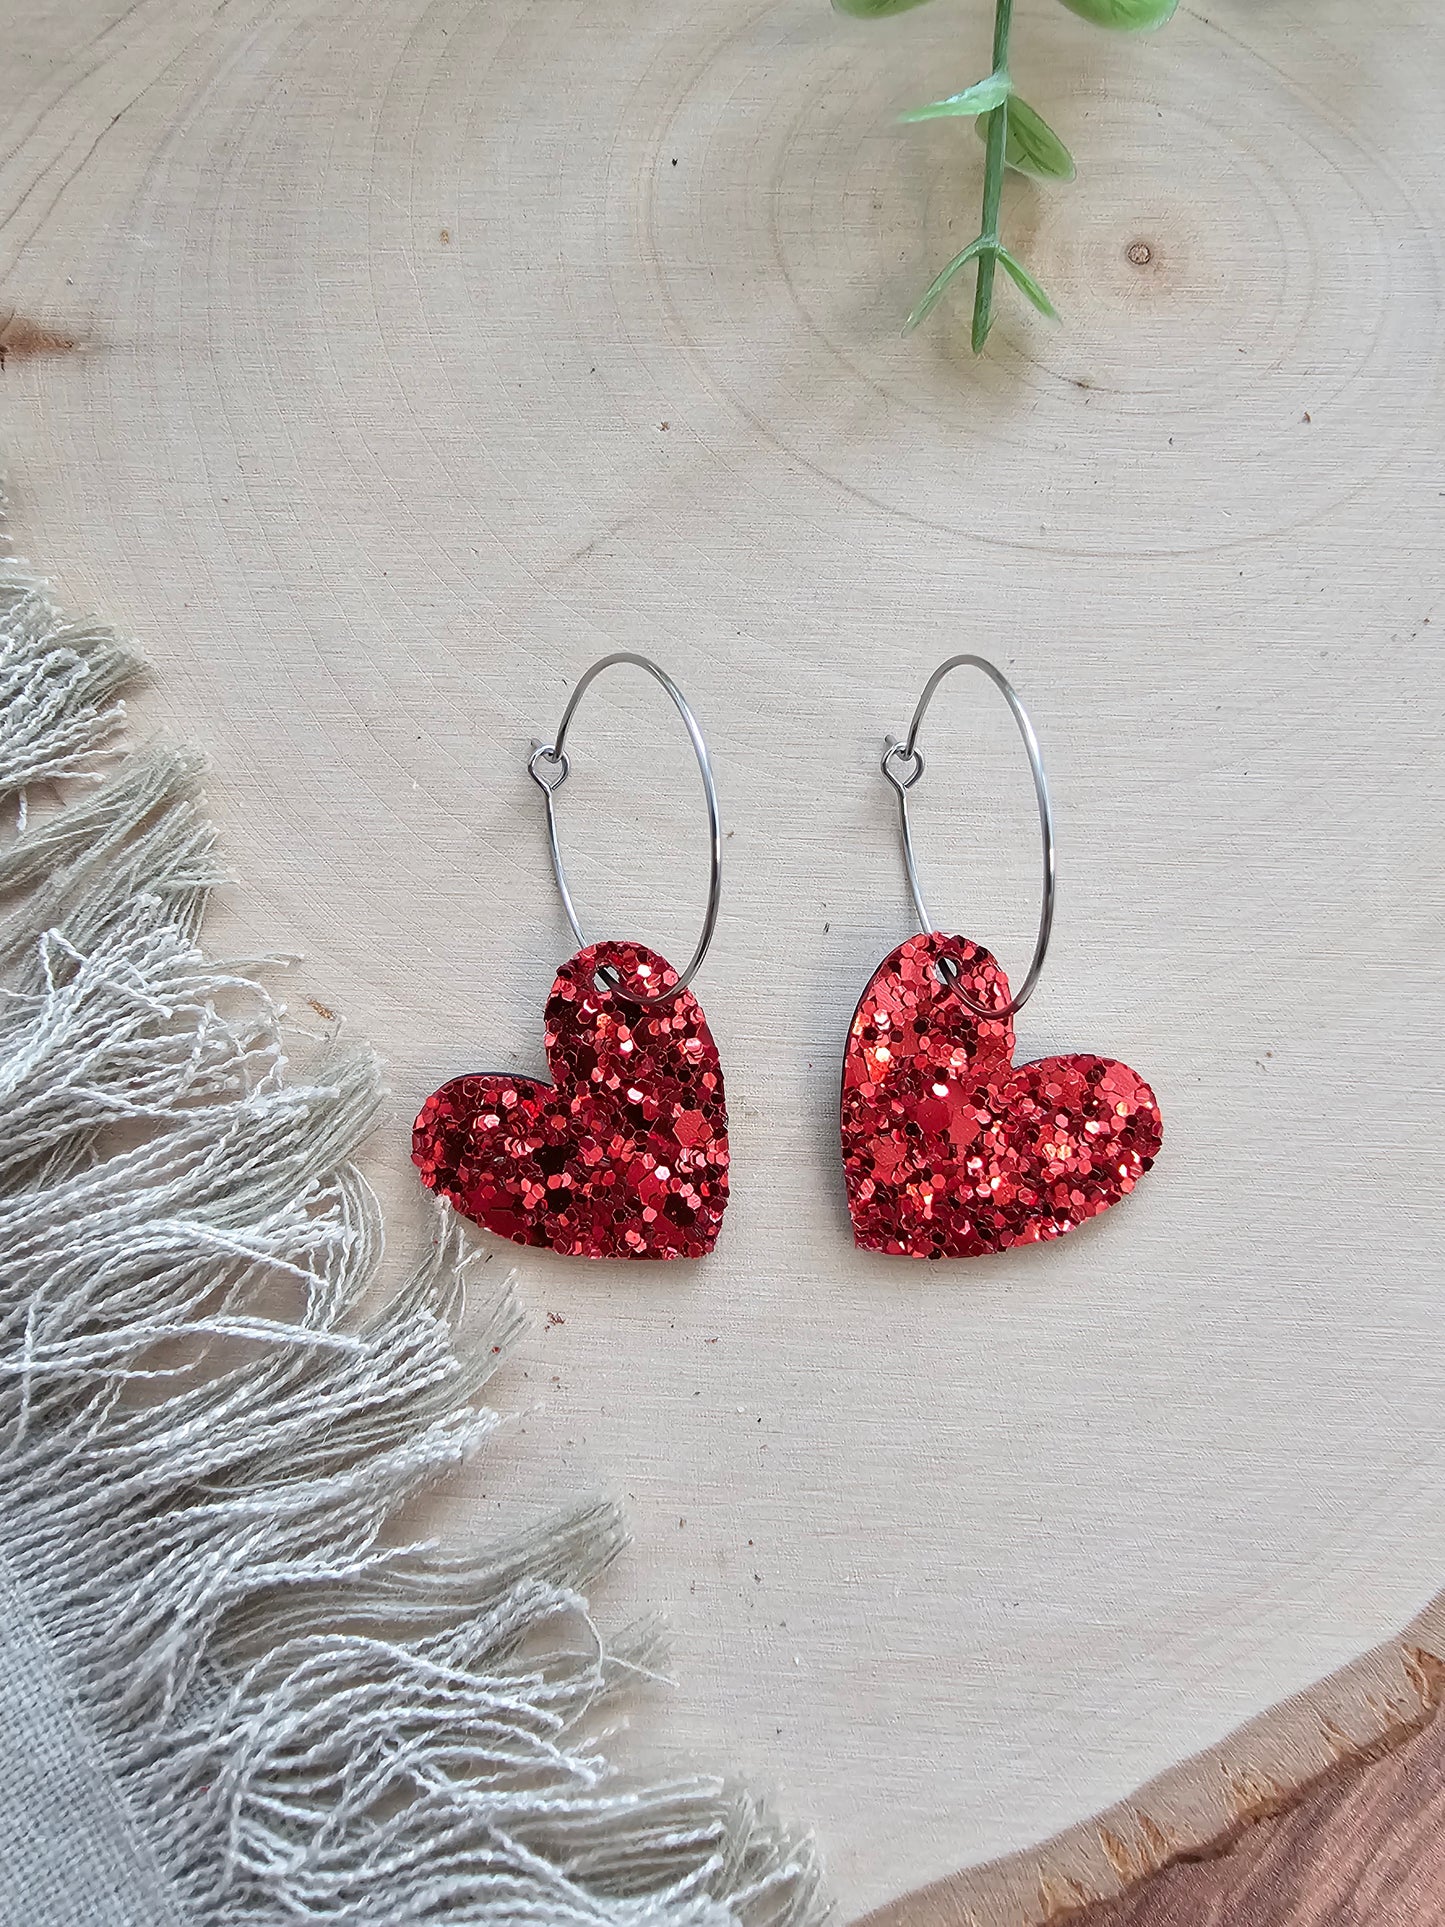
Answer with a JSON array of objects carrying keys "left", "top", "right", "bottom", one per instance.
[
  {"left": 881, "top": 655, "right": 1056, "bottom": 1020},
  {"left": 527, "top": 652, "right": 722, "bottom": 1005}
]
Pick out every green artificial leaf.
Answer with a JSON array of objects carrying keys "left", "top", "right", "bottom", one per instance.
[
  {"left": 905, "top": 235, "right": 989, "bottom": 332},
  {"left": 996, "top": 245, "right": 1059, "bottom": 320},
  {"left": 974, "top": 94, "right": 1075, "bottom": 179},
  {"left": 833, "top": 0, "right": 938, "bottom": 16},
  {"left": 899, "top": 71, "right": 1011, "bottom": 123},
  {"left": 971, "top": 254, "right": 998, "bottom": 354},
  {"left": 1053, "top": 0, "right": 1178, "bottom": 27}
]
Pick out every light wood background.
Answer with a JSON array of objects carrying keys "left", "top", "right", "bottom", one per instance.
[{"left": 4, "top": 1, "right": 1445, "bottom": 1918}]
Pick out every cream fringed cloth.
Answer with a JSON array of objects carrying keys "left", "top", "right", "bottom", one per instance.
[{"left": 0, "top": 548, "right": 822, "bottom": 1927}]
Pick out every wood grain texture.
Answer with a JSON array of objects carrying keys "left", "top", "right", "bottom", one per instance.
[
  {"left": 1065, "top": 1657, "right": 1445, "bottom": 1927},
  {"left": 862, "top": 1623, "right": 1445, "bottom": 1923},
  {"left": 3, "top": 1, "right": 1444, "bottom": 1920}
]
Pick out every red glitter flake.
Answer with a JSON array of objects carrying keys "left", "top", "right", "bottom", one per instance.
[
  {"left": 841, "top": 932, "right": 1162, "bottom": 1259},
  {"left": 413, "top": 941, "right": 729, "bottom": 1260}
]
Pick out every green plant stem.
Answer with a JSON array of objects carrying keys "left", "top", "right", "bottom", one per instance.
[{"left": 971, "top": 0, "right": 1013, "bottom": 351}]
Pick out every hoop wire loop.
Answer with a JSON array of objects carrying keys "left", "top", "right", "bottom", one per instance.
[
  {"left": 527, "top": 653, "right": 721, "bottom": 1005},
  {"left": 881, "top": 655, "right": 1056, "bottom": 1020}
]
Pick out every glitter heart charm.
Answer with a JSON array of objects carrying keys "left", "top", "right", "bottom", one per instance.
[
  {"left": 841, "top": 932, "right": 1162, "bottom": 1259},
  {"left": 414, "top": 940, "right": 729, "bottom": 1260}
]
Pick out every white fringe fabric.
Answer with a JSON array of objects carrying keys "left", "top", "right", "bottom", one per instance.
[{"left": 0, "top": 553, "right": 823, "bottom": 1927}]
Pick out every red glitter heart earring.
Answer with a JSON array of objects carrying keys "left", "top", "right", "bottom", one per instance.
[
  {"left": 841, "top": 655, "right": 1162, "bottom": 1259},
  {"left": 413, "top": 653, "right": 730, "bottom": 1260}
]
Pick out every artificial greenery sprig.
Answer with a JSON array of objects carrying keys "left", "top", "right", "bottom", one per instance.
[{"left": 836, "top": 0, "right": 1177, "bottom": 351}]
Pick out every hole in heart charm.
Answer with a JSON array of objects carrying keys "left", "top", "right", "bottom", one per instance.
[
  {"left": 414, "top": 940, "right": 729, "bottom": 1260},
  {"left": 841, "top": 932, "right": 1161, "bottom": 1259}
]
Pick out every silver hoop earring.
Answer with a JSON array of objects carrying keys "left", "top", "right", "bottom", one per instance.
[
  {"left": 415, "top": 654, "right": 730, "bottom": 1262},
  {"left": 527, "top": 652, "right": 722, "bottom": 1003},
  {"left": 841, "top": 655, "right": 1162, "bottom": 1262}
]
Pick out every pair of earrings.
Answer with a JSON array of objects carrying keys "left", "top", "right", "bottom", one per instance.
[{"left": 413, "top": 653, "right": 1163, "bottom": 1262}]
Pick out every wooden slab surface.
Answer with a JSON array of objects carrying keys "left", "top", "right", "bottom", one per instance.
[{"left": 4, "top": 1, "right": 1444, "bottom": 1918}]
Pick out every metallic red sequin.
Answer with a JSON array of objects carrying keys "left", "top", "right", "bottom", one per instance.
[
  {"left": 841, "top": 932, "right": 1161, "bottom": 1259},
  {"left": 413, "top": 941, "right": 728, "bottom": 1260}
]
